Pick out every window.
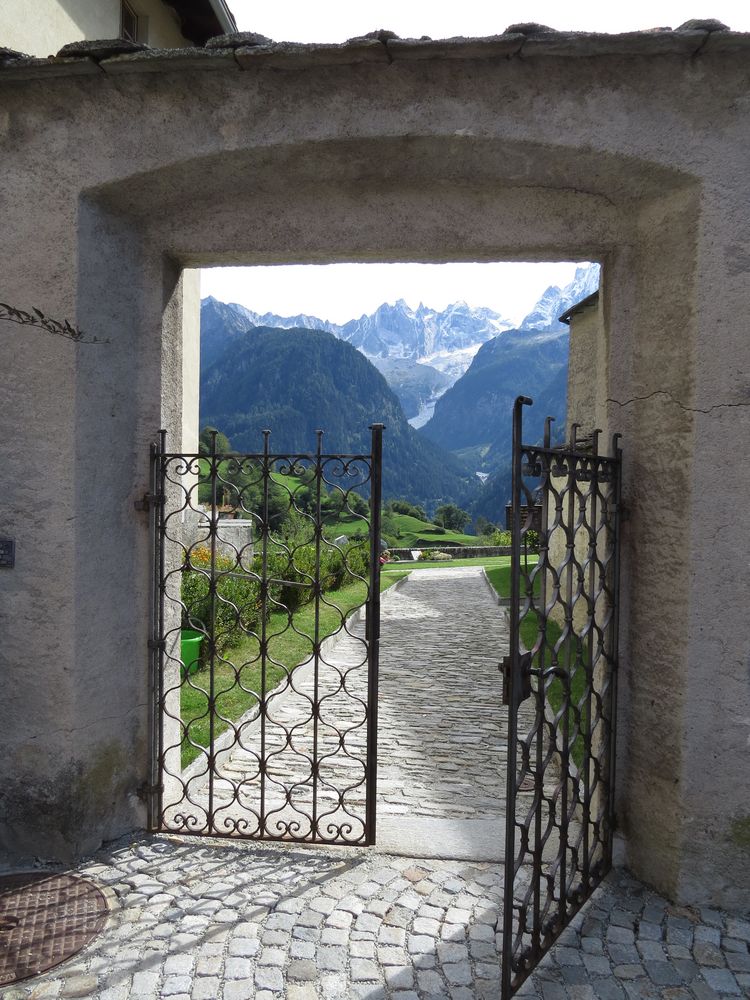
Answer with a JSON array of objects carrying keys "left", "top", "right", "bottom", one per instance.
[{"left": 121, "top": 1, "right": 139, "bottom": 43}]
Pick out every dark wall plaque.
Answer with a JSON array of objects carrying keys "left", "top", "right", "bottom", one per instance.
[{"left": 0, "top": 538, "right": 15, "bottom": 568}]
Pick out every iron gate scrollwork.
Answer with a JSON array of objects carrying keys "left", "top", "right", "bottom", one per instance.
[
  {"left": 147, "top": 425, "right": 383, "bottom": 846},
  {"left": 502, "top": 397, "right": 622, "bottom": 996}
]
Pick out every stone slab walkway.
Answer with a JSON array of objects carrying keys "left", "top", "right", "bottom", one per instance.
[
  {"left": 377, "top": 568, "right": 518, "bottom": 821},
  {"left": 1, "top": 834, "right": 747, "bottom": 999}
]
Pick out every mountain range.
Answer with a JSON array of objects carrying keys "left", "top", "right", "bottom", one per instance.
[
  {"left": 421, "top": 266, "right": 599, "bottom": 463},
  {"left": 199, "top": 262, "right": 599, "bottom": 516},
  {"left": 420, "top": 328, "right": 570, "bottom": 459},
  {"left": 201, "top": 296, "right": 513, "bottom": 365},
  {"left": 200, "top": 327, "right": 476, "bottom": 508},
  {"left": 200, "top": 295, "right": 516, "bottom": 424}
]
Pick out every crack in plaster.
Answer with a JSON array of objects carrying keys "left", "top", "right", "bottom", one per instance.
[
  {"left": 607, "top": 389, "right": 750, "bottom": 415},
  {"left": 23, "top": 706, "right": 148, "bottom": 742}
]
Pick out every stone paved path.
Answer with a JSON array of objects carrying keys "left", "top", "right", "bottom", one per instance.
[
  {"left": 168, "top": 568, "right": 525, "bottom": 842},
  {"left": 377, "top": 568, "right": 519, "bottom": 821},
  {"left": 2, "top": 834, "right": 748, "bottom": 999}
]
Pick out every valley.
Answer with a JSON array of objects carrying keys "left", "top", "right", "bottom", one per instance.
[{"left": 198, "top": 263, "right": 599, "bottom": 523}]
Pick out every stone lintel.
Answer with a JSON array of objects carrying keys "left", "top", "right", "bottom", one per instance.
[{"left": 99, "top": 47, "right": 237, "bottom": 74}]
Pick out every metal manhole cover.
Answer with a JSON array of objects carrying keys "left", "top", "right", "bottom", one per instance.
[{"left": 0, "top": 873, "right": 108, "bottom": 986}]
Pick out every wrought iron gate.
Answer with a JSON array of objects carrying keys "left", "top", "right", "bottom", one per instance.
[
  {"left": 145, "top": 426, "right": 383, "bottom": 845},
  {"left": 501, "top": 397, "right": 622, "bottom": 996}
]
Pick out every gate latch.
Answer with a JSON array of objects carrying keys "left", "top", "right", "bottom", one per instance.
[{"left": 500, "top": 652, "right": 533, "bottom": 705}]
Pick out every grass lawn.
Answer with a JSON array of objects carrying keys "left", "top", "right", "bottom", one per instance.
[
  {"left": 322, "top": 511, "right": 369, "bottom": 539},
  {"left": 322, "top": 510, "right": 480, "bottom": 548},
  {"left": 270, "top": 469, "right": 307, "bottom": 492},
  {"left": 386, "top": 513, "right": 479, "bottom": 547},
  {"left": 181, "top": 571, "right": 408, "bottom": 767},
  {"left": 484, "top": 557, "right": 540, "bottom": 600},
  {"left": 383, "top": 555, "right": 512, "bottom": 572}
]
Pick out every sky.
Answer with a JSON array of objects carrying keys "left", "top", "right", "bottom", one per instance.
[
  {"left": 202, "top": 1, "right": 750, "bottom": 324},
  {"left": 225, "top": 1, "right": 750, "bottom": 42},
  {"left": 200, "top": 263, "right": 590, "bottom": 325}
]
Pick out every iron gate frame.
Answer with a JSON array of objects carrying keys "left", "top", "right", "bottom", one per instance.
[
  {"left": 145, "top": 425, "right": 383, "bottom": 847},
  {"left": 501, "top": 396, "right": 623, "bottom": 997}
]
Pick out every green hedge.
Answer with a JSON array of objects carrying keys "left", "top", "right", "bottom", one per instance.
[{"left": 182, "top": 539, "right": 370, "bottom": 650}]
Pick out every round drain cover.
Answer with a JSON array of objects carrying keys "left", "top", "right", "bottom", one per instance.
[{"left": 0, "top": 872, "right": 108, "bottom": 986}]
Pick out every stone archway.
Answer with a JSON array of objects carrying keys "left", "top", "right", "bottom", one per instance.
[{"left": 1, "top": 32, "right": 748, "bottom": 911}]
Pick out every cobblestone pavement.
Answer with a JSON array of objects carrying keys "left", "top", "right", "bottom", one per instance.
[
  {"left": 169, "top": 568, "right": 525, "bottom": 838},
  {"left": 1, "top": 835, "right": 748, "bottom": 999},
  {"left": 377, "top": 569, "right": 532, "bottom": 821}
]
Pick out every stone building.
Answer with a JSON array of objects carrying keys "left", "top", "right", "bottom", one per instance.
[
  {"left": 0, "top": 18, "right": 748, "bottom": 915},
  {"left": 560, "top": 291, "right": 603, "bottom": 434},
  {"left": 541, "top": 290, "right": 604, "bottom": 636}
]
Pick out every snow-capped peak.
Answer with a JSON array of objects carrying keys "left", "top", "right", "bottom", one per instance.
[{"left": 520, "top": 264, "right": 600, "bottom": 331}]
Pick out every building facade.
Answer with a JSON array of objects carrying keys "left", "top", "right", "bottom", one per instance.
[{"left": 1, "top": 0, "right": 235, "bottom": 56}]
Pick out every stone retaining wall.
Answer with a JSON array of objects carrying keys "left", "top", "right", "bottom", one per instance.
[{"left": 389, "top": 545, "right": 511, "bottom": 560}]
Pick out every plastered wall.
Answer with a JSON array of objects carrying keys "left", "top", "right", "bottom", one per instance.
[
  {"left": 545, "top": 296, "right": 609, "bottom": 632},
  {"left": 0, "top": 35, "right": 748, "bottom": 909},
  {"left": 0, "top": 0, "right": 189, "bottom": 56}
]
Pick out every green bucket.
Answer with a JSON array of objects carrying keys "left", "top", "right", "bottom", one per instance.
[{"left": 180, "top": 629, "right": 204, "bottom": 677}]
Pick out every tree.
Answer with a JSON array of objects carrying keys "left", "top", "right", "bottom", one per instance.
[
  {"left": 199, "top": 426, "right": 232, "bottom": 454},
  {"left": 434, "top": 503, "right": 471, "bottom": 532},
  {"left": 388, "top": 499, "right": 428, "bottom": 522},
  {"left": 347, "top": 492, "right": 370, "bottom": 517},
  {"left": 474, "top": 515, "right": 497, "bottom": 537}
]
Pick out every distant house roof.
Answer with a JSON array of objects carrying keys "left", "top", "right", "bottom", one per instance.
[
  {"left": 559, "top": 290, "right": 599, "bottom": 326},
  {"left": 171, "top": 0, "right": 237, "bottom": 45}
]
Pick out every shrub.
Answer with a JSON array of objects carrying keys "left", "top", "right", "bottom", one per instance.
[
  {"left": 182, "top": 545, "right": 262, "bottom": 654},
  {"left": 266, "top": 539, "right": 365, "bottom": 612},
  {"left": 321, "top": 545, "right": 346, "bottom": 591},
  {"left": 525, "top": 529, "right": 540, "bottom": 552},
  {"left": 182, "top": 537, "right": 372, "bottom": 656},
  {"left": 265, "top": 545, "right": 311, "bottom": 612},
  {"left": 342, "top": 539, "right": 369, "bottom": 581},
  {"left": 490, "top": 529, "right": 512, "bottom": 546}
]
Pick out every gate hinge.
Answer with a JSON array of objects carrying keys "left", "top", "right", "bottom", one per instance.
[
  {"left": 148, "top": 638, "right": 166, "bottom": 651},
  {"left": 618, "top": 504, "right": 631, "bottom": 523},
  {"left": 134, "top": 492, "right": 164, "bottom": 512},
  {"left": 136, "top": 780, "right": 162, "bottom": 802},
  {"left": 500, "top": 652, "right": 533, "bottom": 705}
]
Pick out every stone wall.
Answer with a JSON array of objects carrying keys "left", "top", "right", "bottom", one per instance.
[
  {"left": 0, "top": 26, "right": 748, "bottom": 908},
  {"left": 389, "top": 546, "right": 511, "bottom": 561}
]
